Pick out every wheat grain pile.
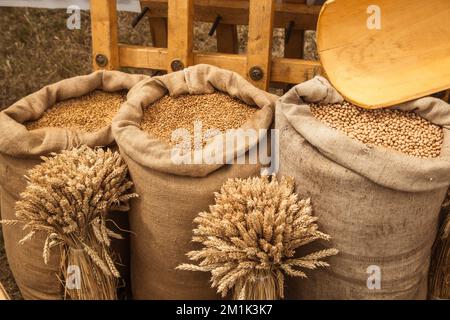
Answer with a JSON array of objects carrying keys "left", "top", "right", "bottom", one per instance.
[
  {"left": 177, "top": 175, "right": 338, "bottom": 300},
  {"left": 311, "top": 102, "right": 443, "bottom": 158},
  {"left": 141, "top": 92, "right": 258, "bottom": 147},
  {"left": 25, "top": 90, "right": 127, "bottom": 132}
]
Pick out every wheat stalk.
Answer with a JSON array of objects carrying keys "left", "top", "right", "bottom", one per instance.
[{"left": 177, "top": 175, "right": 338, "bottom": 300}]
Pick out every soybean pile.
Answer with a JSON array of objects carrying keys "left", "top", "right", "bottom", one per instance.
[
  {"left": 311, "top": 101, "right": 444, "bottom": 158},
  {"left": 25, "top": 90, "right": 127, "bottom": 132},
  {"left": 141, "top": 92, "right": 258, "bottom": 148}
]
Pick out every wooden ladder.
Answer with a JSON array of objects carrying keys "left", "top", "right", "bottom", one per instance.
[{"left": 90, "top": 0, "right": 323, "bottom": 90}]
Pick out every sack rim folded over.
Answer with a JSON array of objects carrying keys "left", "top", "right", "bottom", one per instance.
[{"left": 278, "top": 76, "right": 450, "bottom": 192}]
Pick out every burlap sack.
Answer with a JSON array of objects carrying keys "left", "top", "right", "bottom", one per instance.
[
  {"left": 276, "top": 76, "right": 450, "bottom": 300},
  {"left": 0, "top": 70, "right": 147, "bottom": 300},
  {"left": 112, "top": 64, "right": 276, "bottom": 299}
]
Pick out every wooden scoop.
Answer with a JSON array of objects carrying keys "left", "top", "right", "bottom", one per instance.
[{"left": 317, "top": 0, "right": 450, "bottom": 109}]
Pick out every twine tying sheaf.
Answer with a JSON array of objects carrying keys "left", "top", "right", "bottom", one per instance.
[
  {"left": 177, "top": 175, "right": 338, "bottom": 300},
  {"left": 1, "top": 146, "right": 137, "bottom": 300}
]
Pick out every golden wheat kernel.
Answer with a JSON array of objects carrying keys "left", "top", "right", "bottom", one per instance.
[
  {"left": 141, "top": 92, "right": 258, "bottom": 148},
  {"left": 310, "top": 102, "right": 443, "bottom": 159},
  {"left": 24, "top": 90, "right": 127, "bottom": 132}
]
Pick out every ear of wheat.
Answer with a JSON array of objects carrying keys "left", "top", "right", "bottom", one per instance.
[
  {"left": 177, "top": 175, "right": 338, "bottom": 300},
  {"left": 1, "top": 146, "right": 137, "bottom": 300}
]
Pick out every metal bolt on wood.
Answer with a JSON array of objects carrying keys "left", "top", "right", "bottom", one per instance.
[
  {"left": 95, "top": 54, "right": 108, "bottom": 67},
  {"left": 171, "top": 59, "right": 185, "bottom": 71},
  {"left": 249, "top": 66, "right": 264, "bottom": 81}
]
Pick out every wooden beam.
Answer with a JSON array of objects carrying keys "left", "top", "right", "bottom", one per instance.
[
  {"left": 90, "top": 0, "right": 119, "bottom": 70},
  {"left": 194, "top": 52, "right": 246, "bottom": 75},
  {"left": 216, "top": 24, "right": 239, "bottom": 54},
  {"left": 118, "top": 44, "right": 321, "bottom": 84},
  {"left": 119, "top": 44, "right": 168, "bottom": 70},
  {"left": 271, "top": 57, "right": 322, "bottom": 84},
  {"left": 119, "top": 45, "right": 246, "bottom": 74},
  {"left": 246, "top": 0, "right": 275, "bottom": 89},
  {"left": 167, "top": 0, "right": 194, "bottom": 71},
  {"left": 284, "top": 0, "right": 305, "bottom": 59},
  {"left": 285, "top": 29, "right": 305, "bottom": 59},
  {"left": 142, "top": 0, "right": 322, "bottom": 15},
  {"left": 148, "top": 17, "right": 168, "bottom": 47},
  {"left": 140, "top": 0, "right": 320, "bottom": 30}
]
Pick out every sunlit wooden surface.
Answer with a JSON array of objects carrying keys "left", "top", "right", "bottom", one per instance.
[
  {"left": 91, "top": 0, "right": 323, "bottom": 90},
  {"left": 318, "top": 0, "right": 450, "bottom": 109}
]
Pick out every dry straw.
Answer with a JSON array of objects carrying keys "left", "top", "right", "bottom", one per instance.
[
  {"left": 1, "top": 146, "right": 137, "bottom": 300},
  {"left": 429, "top": 190, "right": 450, "bottom": 299},
  {"left": 177, "top": 175, "right": 338, "bottom": 300}
]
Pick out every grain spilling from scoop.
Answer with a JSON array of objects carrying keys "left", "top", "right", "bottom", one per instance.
[
  {"left": 311, "top": 101, "right": 443, "bottom": 158},
  {"left": 25, "top": 90, "right": 127, "bottom": 132}
]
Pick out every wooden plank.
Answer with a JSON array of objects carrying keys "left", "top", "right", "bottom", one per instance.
[
  {"left": 140, "top": 0, "right": 320, "bottom": 30},
  {"left": 216, "top": 24, "right": 239, "bottom": 54},
  {"left": 142, "top": 0, "right": 321, "bottom": 13},
  {"left": 119, "top": 44, "right": 168, "bottom": 70},
  {"left": 119, "top": 45, "right": 246, "bottom": 75},
  {"left": 194, "top": 52, "right": 246, "bottom": 75},
  {"left": 90, "top": 0, "right": 119, "bottom": 70},
  {"left": 282, "top": 29, "right": 304, "bottom": 92},
  {"left": 167, "top": 0, "right": 194, "bottom": 71},
  {"left": 118, "top": 45, "right": 321, "bottom": 84},
  {"left": 276, "top": 11, "right": 317, "bottom": 31},
  {"left": 318, "top": 0, "right": 450, "bottom": 109},
  {"left": 246, "top": 0, "right": 275, "bottom": 89},
  {"left": 284, "top": 0, "right": 305, "bottom": 59},
  {"left": 271, "top": 57, "right": 322, "bottom": 84},
  {"left": 148, "top": 17, "right": 168, "bottom": 47},
  {"left": 0, "top": 282, "right": 10, "bottom": 300},
  {"left": 285, "top": 29, "right": 304, "bottom": 59}
]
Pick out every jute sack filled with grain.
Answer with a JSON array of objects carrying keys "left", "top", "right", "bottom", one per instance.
[
  {"left": 112, "top": 64, "right": 276, "bottom": 299},
  {"left": 0, "top": 70, "right": 147, "bottom": 300},
  {"left": 276, "top": 76, "right": 450, "bottom": 300},
  {"left": 428, "top": 195, "right": 450, "bottom": 299}
]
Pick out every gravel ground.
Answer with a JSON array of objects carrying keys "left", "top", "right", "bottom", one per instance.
[{"left": 0, "top": 7, "right": 318, "bottom": 300}]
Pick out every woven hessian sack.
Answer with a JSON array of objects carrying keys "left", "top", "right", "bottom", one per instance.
[
  {"left": 0, "top": 70, "right": 147, "bottom": 300},
  {"left": 112, "top": 64, "right": 276, "bottom": 299},
  {"left": 276, "top": 76, "right": 450, "bottom": 300}
]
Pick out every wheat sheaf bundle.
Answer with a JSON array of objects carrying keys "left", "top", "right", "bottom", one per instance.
[
  {"left": 177, "top": 175, "right": 338, "bottom": 300},
  {"left": 2, "top": 146, "right": 137, "bottom": 299}
]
